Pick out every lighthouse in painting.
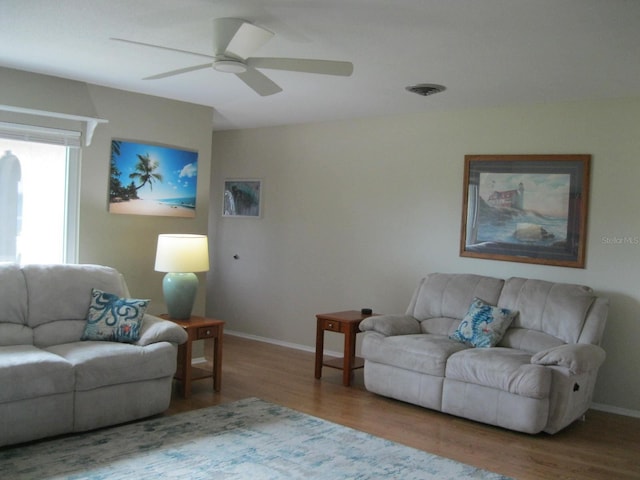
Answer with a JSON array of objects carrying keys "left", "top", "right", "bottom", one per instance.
[{"left": 487, "top": 182, "right": 524, "bottom": 210}]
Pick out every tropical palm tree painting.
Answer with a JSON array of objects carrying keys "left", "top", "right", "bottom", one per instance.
[{"left": 109, "top": 139, "right": 198, "bottom": 217}]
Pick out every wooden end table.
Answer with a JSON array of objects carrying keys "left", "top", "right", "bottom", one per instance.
[
  {"left": 160, "top": 314, "right": 224, "bottom": 398},
  {"left": 314, "top": 310, "right": 372, "bottom": 386}
]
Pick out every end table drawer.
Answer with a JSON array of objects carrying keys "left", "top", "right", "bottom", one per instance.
[
  {"left": 197, "top": 326, "right": 217, "bottom": 339},
  {"left": 321, "top": 319, "right": 342, "bottom": 332}
]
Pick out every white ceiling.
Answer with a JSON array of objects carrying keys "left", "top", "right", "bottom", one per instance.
[{"left": 1, "top": 0, "right": 639, "bottom": 131}]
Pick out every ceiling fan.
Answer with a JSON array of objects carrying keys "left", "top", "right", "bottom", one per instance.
[{"left": 112, "top": 17, "right": 354, "bottom": 96}]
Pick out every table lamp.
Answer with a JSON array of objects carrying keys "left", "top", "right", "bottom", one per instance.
[{"left": 154, "top": 234, "right": 209, "bottom": 319}]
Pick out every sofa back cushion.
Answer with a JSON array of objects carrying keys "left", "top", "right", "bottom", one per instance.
[
  {"left": 497, "top": 277, "right": 597, "bottom": 348},
  {"left": 22, "top": 264, "right": 129, "bottom": 348},
  {"left": 406, "top": 273, "right": 504, "bottom": 334},
  {"left": 0, "top": 263, "right": 31, "bottom": 345}
]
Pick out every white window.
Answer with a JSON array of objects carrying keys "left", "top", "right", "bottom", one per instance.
[{"left": 0, "top": 123, "right": 80, "bottom": 264}]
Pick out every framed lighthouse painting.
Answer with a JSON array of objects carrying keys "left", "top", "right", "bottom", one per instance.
[{"left": 460, "top": 154, "right": 590, "bottom": 268}]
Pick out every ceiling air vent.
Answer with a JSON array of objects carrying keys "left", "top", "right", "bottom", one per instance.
[{"left": 405, "top": 84, "right": 446, "bottom": 96}]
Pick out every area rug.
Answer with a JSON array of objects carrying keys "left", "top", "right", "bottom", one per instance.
[{"left": 0, "top": 398, "right": 512, "bottom": 479}]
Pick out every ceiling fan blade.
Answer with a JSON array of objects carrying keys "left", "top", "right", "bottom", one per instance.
[
  {"left": 213, "top": 18, "right": 274, "bottom": 59},
  {"left": 247, "top": 57, "right": 353, "bottom": 76},
  {"left": 227, "top": 22, "right": 274, "bottom": 59},
  {"left": 111, "top": 37, "right": 214, "bottom": 59},
  {"left": 144, "top": 63, "right": 212, "bottom": 80},
  {"left": 235, "top": 68, "right": 283, "bottom": 96}
]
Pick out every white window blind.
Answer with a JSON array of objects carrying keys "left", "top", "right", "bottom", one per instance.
[{"left": 0, "top": 121, "right": 81, "bottom": 147}]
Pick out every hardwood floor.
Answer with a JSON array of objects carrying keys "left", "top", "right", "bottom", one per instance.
[{"left": 167, "top": 334, "right": 640, "bottom": 480}]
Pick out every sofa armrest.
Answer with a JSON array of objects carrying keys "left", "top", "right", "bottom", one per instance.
[
  {"left": 135, "top": 314, "right": 188, "bottom": 346},
  {"left": 359, "top": 314, "right": 420, "bottom": 337},
  {"left": 531, "top": 343, "right": 606, "bottom": 374}
]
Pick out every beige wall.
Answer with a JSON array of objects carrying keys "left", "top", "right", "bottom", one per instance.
[
  {"left": 80, "top": 87, "right": 212, "bottom": 316},
  {"left": 208, "top": 97, "right": 640, "bottom": 415},
  {"left": 4, "top": 66, "right": 637, "bottom": 414},
  {"left": 1, "top": 67, "right": 213, "bottom": 316}
]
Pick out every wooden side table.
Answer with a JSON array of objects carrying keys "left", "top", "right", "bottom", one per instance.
[
  {"left": 314, "top": 310, "right": 372, "bottom": 386},
  {"left": 160, "top": 314, "right": 224, "bottom": 398}
]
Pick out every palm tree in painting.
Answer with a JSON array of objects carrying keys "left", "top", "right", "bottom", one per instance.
[
  {"left": 129, "top": 153, "right": 163, "bottom": 192},
  {"left": 109, "top": 140, "right": 123, "bottom": 201}
]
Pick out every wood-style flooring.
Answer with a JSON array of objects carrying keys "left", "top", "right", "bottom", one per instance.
[{"left": 167, "top": 334, "right": 640, "bottom": 480}]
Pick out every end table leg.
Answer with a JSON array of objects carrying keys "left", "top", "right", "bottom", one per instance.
[
  {"left": 315, "top": 320, "right": 324, "bottom": 379},
  {"left": 343, "top": 325, "right": 356, "bottom": 386},
  {"left": 213, "top": 328, "right": 223, "bottom": 391},
  {"left": 180, "top": 337, "right": 193, "bottom": 398}
]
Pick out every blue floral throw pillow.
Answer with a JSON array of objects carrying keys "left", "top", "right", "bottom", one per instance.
[
  {"left": 81, "top": 288, "right": 149, "bottom": 343},
  {"left": 449, "top": 297, "right": 518, "bottom": 348}
]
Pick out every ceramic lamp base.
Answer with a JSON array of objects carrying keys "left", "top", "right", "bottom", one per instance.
[{"left": 162, "top": 272, "right": 199, "bottom": 320}]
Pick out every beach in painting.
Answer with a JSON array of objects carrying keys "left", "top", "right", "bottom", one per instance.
[{"left": 109, "top": 198, "right": 194, "bottom": 217}]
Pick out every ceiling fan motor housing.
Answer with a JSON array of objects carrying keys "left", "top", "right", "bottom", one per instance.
[{"left": 213, "top": 57, "right": 247, "bottom": 74}]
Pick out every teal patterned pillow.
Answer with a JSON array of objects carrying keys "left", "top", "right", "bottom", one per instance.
[
  {"left": 81, "top": 289, "right": 149, "bottom": 343},
  {"left": 449, "top": 297, "right": 517, "bottom": 348}
]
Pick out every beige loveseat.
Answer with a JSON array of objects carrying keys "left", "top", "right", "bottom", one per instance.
[
  {"left": 0, "top": 263, "right": 188, "bottom": 447},
  {"left": 360, "top": 273, "right": 609, "bottom": 434}
]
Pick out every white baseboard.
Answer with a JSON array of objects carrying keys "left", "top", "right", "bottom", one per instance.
[
  {"left": 225, "top": 329, "right": 343, "bottom": 360},
  {"left": 590, "top": 402, "right": 640, "bottom": 418},
  {"left": 225, "top": 330, "right": 640, "bottom": 419}
]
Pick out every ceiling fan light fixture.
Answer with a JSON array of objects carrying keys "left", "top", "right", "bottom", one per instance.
[
  {"left": 405, "top": 83, "right": 446, "bottom": 96},
  {"left": 213, "top": 59, "right": 247, "bottom": 74}
]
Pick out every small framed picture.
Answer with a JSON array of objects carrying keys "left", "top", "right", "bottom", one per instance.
[{"left": 223, "top": 179, "right": 262, "bottom": 218}]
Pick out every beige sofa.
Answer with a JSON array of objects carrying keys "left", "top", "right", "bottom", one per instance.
[
  {"left": 0, "top": 263, "right": 188, "bottom": 447},
  {"left": 360, "top": 273, "right": 609, "bottom": 434}
]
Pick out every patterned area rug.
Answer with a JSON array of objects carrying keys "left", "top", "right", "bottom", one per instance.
[{"left": 0, "top": 398, "right": 512, "bottom": 479}]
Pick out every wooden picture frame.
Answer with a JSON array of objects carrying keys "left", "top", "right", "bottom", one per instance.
[
  {"left": 222, "top": 179, "right": 262, "bottom": 218},
  {"left": 460, "top": 154, "right": 590, "bottom": 268}
]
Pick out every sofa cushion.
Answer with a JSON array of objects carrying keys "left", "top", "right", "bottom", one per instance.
[
  {"left": 407, "top": 273, "right": 504, "bottom": 322},
  {"left": 418, "top": 317, "right": 461, "bottom": 337},
  {"left": 450, "top": 298, "right": 517, "bottom": 348},
  {"left": 81, "top": 289, "right": 149, "bottom": 343},
  {"left": 446, "top": 347, "right": 551, "bottom": 399},
  {"left": 22, "top": 264, "right": 128, "bottom": 330},
  {"left": 0, "top": 323, "right": 32, "bottom": 346},
  {"left": 498, "top": 277, "right": 595, "bottom": 344},
  {"left": 0, "top": 263, "right": 28, "bottom": 334},
  {"left": 498, "top": 327, "right": 565, "bottom": 353},
  {"left": 362, "top": 332, "right": 468, "bottom": 376},
  {"left": 0, "top": 345, "right": 74, "bottom": 403},
  {"left": 46, "top": 341, "right": 177, "bottom": 391},
  {"left": 33, "top": 320, "right": 87, "bottom": 349}
]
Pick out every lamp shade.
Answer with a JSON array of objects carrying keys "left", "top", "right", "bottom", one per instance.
[{"left": 154, "top": 234, "right": 209, "bottom": 273}]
